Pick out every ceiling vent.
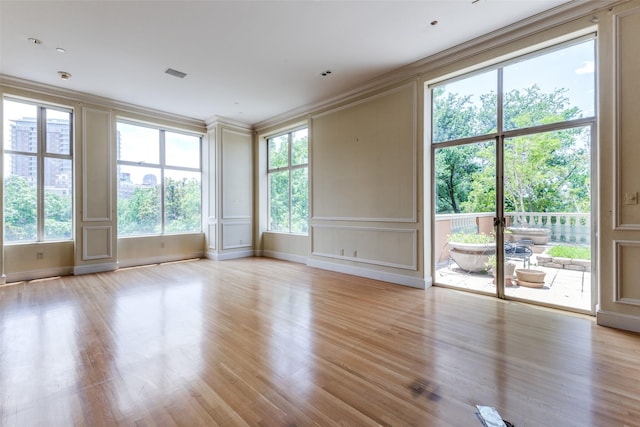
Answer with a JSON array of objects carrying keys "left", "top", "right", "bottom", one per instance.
[{"left": 165, "top": 68, "right": 187, "bottom": 78}]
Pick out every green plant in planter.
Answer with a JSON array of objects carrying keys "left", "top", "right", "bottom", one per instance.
[
  {"left": 447, "top": 232, "right": 496, "bottom": 273},
  {"left": 447, "top": 232, "right": 494, "bottom": 244}
]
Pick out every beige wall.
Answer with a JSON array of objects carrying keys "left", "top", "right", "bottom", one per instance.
[
  {"left": 4, "top": 241, "right": 74, "bottom": 282},
  {"left": 205, "top": 121, "right": 254, "bottom": 260},
  {"left": 596, "top": 1, "right": 640, "bottom": 332},
  {"left": 261, "top": 232, "right": 309, "bottom": 263},
  {"left": 118, "top": 234, "right": 205, "bottom": 268},
  {"left": 309, "top": 82, "right": 424, "bottom": 287}
]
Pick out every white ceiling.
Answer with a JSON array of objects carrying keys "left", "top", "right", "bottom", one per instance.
[{"left": 0, "top": 0, "right": 576, "bottom": 126}]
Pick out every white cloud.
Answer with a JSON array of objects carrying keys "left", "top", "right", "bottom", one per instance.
[{"left": 576, "top": 61, "right": 595, "bottom": 75}]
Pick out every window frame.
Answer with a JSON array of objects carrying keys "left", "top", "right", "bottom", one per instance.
[
  {"left": 3, "top": 97, "right": 74, "bottom": 243},
  {"left": 267, "top": 126, "right": 309, "bottom": 234},
  {"left": 116, "top": 119, "right": 203, "bottom": 236}
]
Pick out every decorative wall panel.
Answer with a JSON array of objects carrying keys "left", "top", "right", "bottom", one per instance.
[
  {"left": 616, "top": 9, "right": 640, "bottom": 228},
  {"left": 615, "top": 241, "right": 640, "bottom": 306},
  {"left": 82, "top": 226, "right": 112, "bottom": 260},
  {"left": 222, "top": 221, "right": 253, "bottom": 249},
  {"left": 312, "top": 225, "right": 417, "bottom": 270},
  {"left": 221, "top": 129, "right": 252, "bottom": 219},
  {"left": 82, "top": 107, "right": 112, "bottom": 222},
  {"left": 311, "top": 83, "right": 417, "bottom": 222}
]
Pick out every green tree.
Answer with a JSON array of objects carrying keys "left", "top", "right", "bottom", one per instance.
[
  {"left": 435, "top": 144, "right": 489, "bottom": 213},
  {"left": 165, "top": 177, "right": 201, "bottom": 233},
  {"left": 464, "top": 87, "right": 589, "bottom": 214},
  {"left": 44, "top": 191, "right": 72, "bottom": 239},
  {"left": 4, "top": 175, "right": 37, "bottom": 241},
  {"left": 118, "top": 186, "right": 161, "bottom": 235},
  {"left": 434, "top": 85, "right": 590, "bottom": 215},
  {"left": 432, "top": 88, "right": 489, "bottom": 213}
]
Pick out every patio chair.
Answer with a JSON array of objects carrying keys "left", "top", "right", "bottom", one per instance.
[{"left": 504, "top": 240, "right": 532, "bottom": 268}]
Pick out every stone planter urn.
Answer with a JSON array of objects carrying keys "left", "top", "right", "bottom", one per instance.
[
  {"left": 448, "top": 241, "right": 496, "bottom": 272},
  {"left": 515, "top": 268, "right": 546, "bottom": 287},
  {"left": 507, "top": 226, "right": 551, "bottom": 245}
]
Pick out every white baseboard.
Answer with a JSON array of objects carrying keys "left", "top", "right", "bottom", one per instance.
[
  {"left": 74, "top": 262, "right": 118, "bottom": 276},
  {"left": 118, "top": 252, "right": 204, "bottom": 269},
  {"left": 6, "top": 266, "right": 74, "bottom": 283},
  {"left": 206, "top": 249, "right": 255, "bottom": 261},
  {"left": 307, "top": 258, "right": 429, "bottom": 289},
  {"left": 596, "top": 309, "right": 640, "bottom": 333},
  {"left": 261, "top": 250, "right": 308, "bottom": 264}
]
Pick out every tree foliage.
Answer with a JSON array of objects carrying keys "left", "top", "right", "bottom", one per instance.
[
  {"left": 3, "top": 175, "right": 72, "bottom": 241},
  {"left": 434, "top": 85, "right": 591, "bottom": 214},
  {"left": 118, "top": 177, "right": 201, "bottom": 235}
]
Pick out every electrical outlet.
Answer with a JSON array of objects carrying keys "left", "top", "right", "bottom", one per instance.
[
  {"left": 36, "top": 252, "right": 44, "bottom": 260},
  {"left": 160, "top": 242, "right": 165, "bottom": 248},
  {"left": 339, "top": 248, "right": 344, "bottom": 256},
  {"left": 625, "top": 192, "right": 638, "bottom": 205}
]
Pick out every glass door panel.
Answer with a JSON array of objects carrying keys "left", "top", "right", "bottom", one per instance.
[
  {"left": 503, "top": 126, "right": 592, "bottom": 311},
  {"left": 434, "top": 140, "right": 497, "bottom": 294}
]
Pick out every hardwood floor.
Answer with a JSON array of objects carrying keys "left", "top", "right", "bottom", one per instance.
[{"left": 1, "top": 258, "right": 639, "bottom": 426}]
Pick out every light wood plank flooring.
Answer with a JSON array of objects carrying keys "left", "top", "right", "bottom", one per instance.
[{"left": 1, "top": 258, "right": 639, "bottom": 426}]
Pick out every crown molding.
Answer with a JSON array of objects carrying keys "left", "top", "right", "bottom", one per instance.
[
  {"left": 254, "top": 0, "right": 627, "bottom": 132},
  {"left": 0, "top": 74, "right": 206, "bottom": 131},
  {"left": 205, "top": 114, "right": 253, "bottom": 132}
]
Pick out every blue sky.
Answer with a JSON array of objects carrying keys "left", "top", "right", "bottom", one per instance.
[{"left": 434, "top": 38, "right": 595, "bottom": 120}]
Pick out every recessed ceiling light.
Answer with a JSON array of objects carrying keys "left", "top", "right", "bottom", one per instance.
[
  {"left": 28, "top": 37, "right": 41, "bottom": 44},
  {"left": 56, "top": 47, "right": 66, "bottom": 53},
  {"left": 320, "top": 70, "right": 332, "bottom": 77},
  {"left": 58, "top": 71, "right": 72, "bottom": 80}
]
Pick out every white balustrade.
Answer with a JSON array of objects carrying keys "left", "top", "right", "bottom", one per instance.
[{"left": 436, "top": 212, "right": 590, "bottom": 245}]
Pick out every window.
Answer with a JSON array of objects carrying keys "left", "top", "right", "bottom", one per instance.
[
  {"left": 116, "top": 121, "right": 202, "bottom": 236},
  {"left": 3, "top": 98, "right": 73, "bottom": 242},
  {"left": 267, "top": 128, "right": 308, "bottom": 233}
]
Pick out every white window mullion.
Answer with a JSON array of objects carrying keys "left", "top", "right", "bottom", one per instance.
[
  {"left": 36, "top": 106, "right": 46, "bottom": 241},
  {"left": 159, "top": 130, "right": 166, "bottom": 234},
  {"left": 288, "top": 132, "right": 293, "bottom": 233}
]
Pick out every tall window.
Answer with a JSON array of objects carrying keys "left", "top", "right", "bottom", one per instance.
[
  {"left": 432, "top": 37, "right": 595, "bottom": 215},
  {"left": 3, "top": 98, "right": 73, "bottom": 242},
  {"left": 268, "top": 128, "right": 308, "bottom": 233},
  {"left": 116, "top": 121, "right": 202, "bottom": 236}
]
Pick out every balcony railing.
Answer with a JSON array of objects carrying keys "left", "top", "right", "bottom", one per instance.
[
  {"left": 436, "top": 212, "right": 590, "bottom": 246},
  {"left": 507, "top": 212, "right": 590, "bottom": 244},
  {"left": 435, "top": 212, "right": 590, "bottom": 264}
]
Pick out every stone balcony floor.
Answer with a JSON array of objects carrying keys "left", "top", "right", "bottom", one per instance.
[{"left": 435, "top": 253, "right": 592, "bottom": 312}]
